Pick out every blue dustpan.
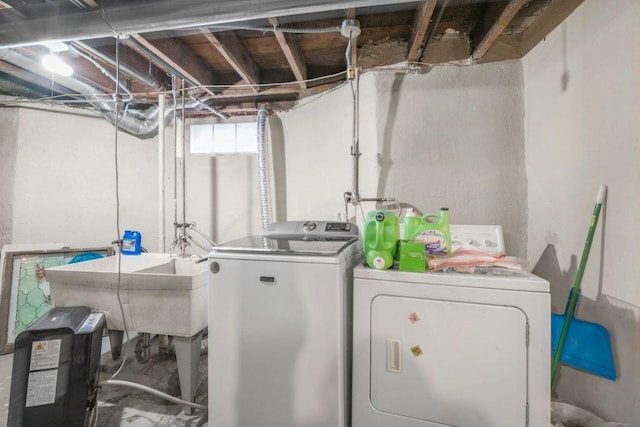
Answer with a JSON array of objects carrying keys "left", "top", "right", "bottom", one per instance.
[{"left": 551, "top": 290, "right": 616, "bottom": 381}]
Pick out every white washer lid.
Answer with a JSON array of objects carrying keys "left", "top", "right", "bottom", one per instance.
[{"left": 213, "top": 235, "right": 358, "bottom": 256}]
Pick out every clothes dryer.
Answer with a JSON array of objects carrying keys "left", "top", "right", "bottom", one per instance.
[{"left": 352, "top": 266, "right": 550, "bottom": 427}]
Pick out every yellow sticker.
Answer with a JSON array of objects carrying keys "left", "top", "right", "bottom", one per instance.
[{"left": 411, "top": 345, "right": 423, "bottom": 357}]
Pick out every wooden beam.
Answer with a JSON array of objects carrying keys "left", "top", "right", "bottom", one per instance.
[
  {"left": 0, "top": 60, "right": 73, "bottom": 95},
  {"left": 267, "top": 17, "right": 307, "bottom": 89},
  {"left": 77, "top": 43, "right": 168, "bottom": 91},
  {"left": 520, "top": 0, "right": 584, "bottom": 56},
  {"left": 200, "top": 29, "right": 260, "bottom": 92},
  {"left": 128, "top": 34, "right": 214, "bottom": 95},
  {"left": 407, "top": 0, "right": 438, "bottom": 63},
  {"left": 228, "top": 80, "right": 340, "bottom": 95},
  {"left": 471, "top": 0, "right": 529, "bottom": 61}
]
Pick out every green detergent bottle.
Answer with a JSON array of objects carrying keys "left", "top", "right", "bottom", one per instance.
[
  {"left": 408, "top": 208, "right": 452, "bottom": 255},
  {"left": 364, "top": 210, "right": 399, "bottom": 270}
]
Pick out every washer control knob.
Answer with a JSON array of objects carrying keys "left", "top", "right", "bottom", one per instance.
[{"left": 303, "top": 221, "right": 317, "bottom": 232}]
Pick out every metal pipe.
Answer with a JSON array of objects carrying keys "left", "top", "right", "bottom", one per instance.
[
  {"left": 419, "top": 0, "right": 450, "bottom": 63},
  {"left": 0, "top": 0, "right": 418, "bottom": 49},
  {"left": 72, "top": 41, "right": 162, "bottom": 90},
  {"left": 0, "top": 48, "right": 210, "bottom": 138},
  {"left": 68, "top": 43, "right": 134, "bottom": 103},
  {"left": 158, "top": 94, "right": 166, "bottom": 252},
  {"left": 257, "top": 106, "right": 272, "bottom": 229},
  {"left": 206, "top": 23, "right": 340, "bottom": 33},
  {"left": 350, "top": 66, "right": 361, "bottom": 203},
  {"left": 172, "top": 75, "right": 178, "bottom": 245},
  {"left": 181, "top": 83, "right": 187, "bottom": 247}
]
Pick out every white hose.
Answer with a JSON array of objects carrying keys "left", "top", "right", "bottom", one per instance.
[{"left": 102, "top": 380, "right": 208, "bottom": 410}]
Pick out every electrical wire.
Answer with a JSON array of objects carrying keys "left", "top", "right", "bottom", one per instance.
[
  {"left": 101, "top": 380, "right": 207, "bottom": 410},
  {"left": 110, "top": 35, "right": 132, "bottom": 383},
  {"left": 0, "top": 70, "right": 350, "bottom": 111}
]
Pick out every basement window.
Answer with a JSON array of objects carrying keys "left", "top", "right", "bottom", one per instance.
[{"left": 189, "top": 122, "right": 257, "bottom": 155}]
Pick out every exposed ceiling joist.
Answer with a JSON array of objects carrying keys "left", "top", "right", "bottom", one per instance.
[
  {"left": 200, "top": 29, "right": 261, "bottom": 93},
  {"left": 0, "top": 0, "right": 418, "bottom": 49},
  {"left": 0, "top": 59, "right": 70, "bottom": 95},
  {"left": 127, "top": 34, "right": 214, "bottom": 95},
  {"left": 407, "top": 0, "right": 438, "bottom": 63},
  {"left": 471, "top": 0, "right": 529, "bottom": 61},
  {"left": 73, "top": 42, "right": 167, "bottom": 92},
  {"left": 0, "top": 0, "right": 590, "bottom": 121},
  {"left": 519, "top": 0, "right": 584, "bottom": 55},
  {"left": 267, "top": 17, "right": 307, "bottom": 89}
]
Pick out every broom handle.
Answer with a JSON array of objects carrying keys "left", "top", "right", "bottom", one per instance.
[{"left": 551, "top": 185, "right": 607, "bottom": 387}]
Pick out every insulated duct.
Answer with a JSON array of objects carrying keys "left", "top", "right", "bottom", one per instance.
[
  {"left": 0, "top": 0, "right": 417, "bottom": 49},
  {"left": 257, "top": 106, "right": 273, "bottom": 229},
  {"left": 0, "top": 48, "right": 209, "bottom": 138}
]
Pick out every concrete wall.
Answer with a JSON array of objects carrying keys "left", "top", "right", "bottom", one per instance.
[
  {"left": 523, "top": 0, "right": 640, "bottom": 423},
  {"left": 279, "top": 61, "right": 528, "bottom": 256},
  {"left": 0, "top": 108, "right": 19, "bottom": 250},
  {"left": 184, "top": 154, "right": 261, "bottom": 252},
  {"left": 9, "top": 107, "right": 159, "bottom": 250},
  {"left": 0, "top": 107, "right": 262, "bottom": 256}
]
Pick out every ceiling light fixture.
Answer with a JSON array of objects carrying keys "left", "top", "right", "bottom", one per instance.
[
  {"left": 42, "top": 53, "right": 74, "bottom": 77},
  {"left": 40, "top": 40, "right": 69, "bottom": 53}
]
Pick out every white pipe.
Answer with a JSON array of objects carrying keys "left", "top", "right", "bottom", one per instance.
[
  {"left": 158, "top": 94, "right": 166, "bottom": 252},
  {"left": 102, "top": 380, "right": 207, "bottom": 410}
]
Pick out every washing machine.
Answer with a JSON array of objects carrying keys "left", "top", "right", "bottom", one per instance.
[
  {"left": 352, "top": 257, "right": 550, "bottom": 426},
  {"left": 208, "top": 221, "right": 362, "bottom": 427}
]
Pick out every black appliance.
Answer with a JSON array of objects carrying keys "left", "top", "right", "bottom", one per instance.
[{"left": 8, "top": 306, "right": 105, "bottom": 427}]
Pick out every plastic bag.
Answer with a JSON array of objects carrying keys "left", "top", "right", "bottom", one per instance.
[{"left": 551, "top": 401, "right": 630, "bottom": 427}]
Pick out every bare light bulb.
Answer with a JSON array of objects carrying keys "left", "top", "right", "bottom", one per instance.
[{"left": 42, "top": 54, "right": 73, "bottom": 77}]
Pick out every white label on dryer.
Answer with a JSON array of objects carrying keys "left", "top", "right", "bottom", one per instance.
[
  {"left": 25, "top": 369, "right": 58, "bottom": 407},
  {"left": 30, "top": 339, "right": 61, "bottom": 371}
]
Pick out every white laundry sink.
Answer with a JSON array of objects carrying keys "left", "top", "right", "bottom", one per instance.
[
  {"left": 46, "top": 252, "right": 209, "bottom": 408},
  {"left": 46, "top": 253, "right": 208, "bottom": 336}
]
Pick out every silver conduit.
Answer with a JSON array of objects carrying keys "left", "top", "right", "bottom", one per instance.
[
  {"left": 257, "top": 106, "right": 273, "bottom": 229},
  {"left": 0, "top": 48, "right": 209, "bottom": 138},
  {"left": 68, "top": 44, "right": 134, "bottom": 103},
  {"left": 206, "top": 24, "right": 340, "bottom": 33},
  {"left": 72, "top": 41, "right": 162, "bottom": 90}
]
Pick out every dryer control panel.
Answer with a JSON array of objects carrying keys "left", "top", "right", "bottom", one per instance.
[{"left": 450, "top": 224, "right": 505, "bottom": 255}]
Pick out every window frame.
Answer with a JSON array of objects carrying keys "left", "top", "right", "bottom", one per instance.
[{"left": 187, "top": 117, "right": 258, "bottom": 157}]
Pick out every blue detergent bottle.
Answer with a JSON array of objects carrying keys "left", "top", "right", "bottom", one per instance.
[{"left": 122, "top": 230, "right": 142, "bottom": 255}]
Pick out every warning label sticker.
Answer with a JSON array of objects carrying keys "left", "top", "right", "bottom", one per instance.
[
  {"left": 30, "top": 339, "right": 61, "bottom": 371},
  {"left": 25, "top": 369, "right": 58, "bottom": 407}
]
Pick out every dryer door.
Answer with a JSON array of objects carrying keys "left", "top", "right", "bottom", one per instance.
[{"left": 370, "top": 296, "right": 528, "bottom": 427}]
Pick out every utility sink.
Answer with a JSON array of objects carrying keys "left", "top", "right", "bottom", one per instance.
[
  {"left": 46, "top": 253, "right": 208, "bottom": 336},
  {"left": 46, "top": 253, "right": 209, "bottom": 408}
]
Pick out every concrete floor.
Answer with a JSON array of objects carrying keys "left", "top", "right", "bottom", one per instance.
[{"left": 0, "top": 335, "right": 208, "bottom": 426}]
